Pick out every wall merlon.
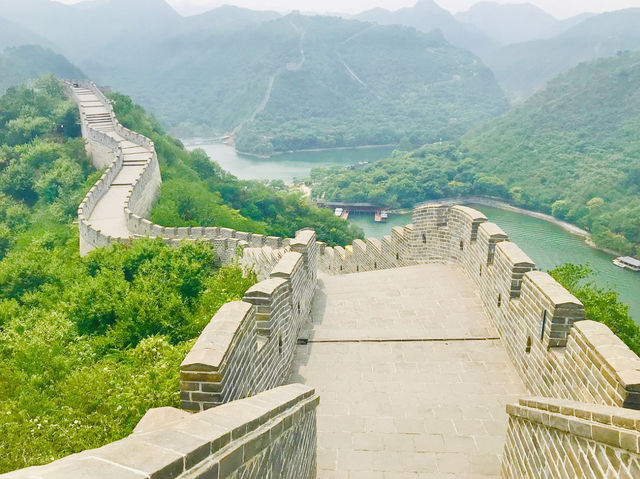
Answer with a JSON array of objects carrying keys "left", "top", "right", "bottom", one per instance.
[
  {"left": 291, "top": 229, "right": 315, "bottom": 248},
  {"left": 270, "top": 252, "right": 303, "bottom": 278},
  {"left": 180, "top": 301, "right": 253, "bottom": 372},
  {"left": 524, "top": 271, "right": 584, "bottom": 310},
  {"left": 244, "top": 278, "right": 288, "bottom": 299},
  {"left": 366, "top": 237, "right": 382, "bottom": 251},
  {"left": 496, "top": 241, "right": 536, "bottom": 268},
  {"left": 479, "top": 221, "right": 509, "bottom": 240}
]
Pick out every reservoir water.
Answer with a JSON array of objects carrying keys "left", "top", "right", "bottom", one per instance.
[
  {"left": 184, "top": 141, "right": 394, "bottom": 183},
  {"left": 349, "top": 206, "right": 640, "bottom": 322}
]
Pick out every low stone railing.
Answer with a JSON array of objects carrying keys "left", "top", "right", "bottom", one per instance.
[
  {"left": 1, "top": 384, "right": 319, "bottom": 479},
  {"left": 180, "top": 230, "right": 318, "bottom": 411},
  {"left": 502, "top": 396, "right": 640, "bottom": 477}
]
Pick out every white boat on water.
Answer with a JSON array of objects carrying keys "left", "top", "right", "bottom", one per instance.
[
  {"left": 613, "top": 256, "right": 640, "bottom": 272},
  {"left": 334, "top": 208, "right": 343, "bottom": 217}
]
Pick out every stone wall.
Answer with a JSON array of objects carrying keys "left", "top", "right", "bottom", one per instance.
[
  {"left": 180, "top": 230, "right": 317, "bottom": 411},
  {"left": 321, "top": 204, "right": 640, "bottom": 411},
  {"left": 69, "top": 81, "right": 289, "bottom": 261},
  {"left": 502, "top": 396, "right": 640, "bottom": 478},
  {"left": 1, "top": 384, "right": 319, "bottom": 479}
]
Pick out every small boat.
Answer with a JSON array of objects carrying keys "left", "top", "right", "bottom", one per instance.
[
  {"left": 334, "top": 208, "right": 343, "bottom": 217},
  {"left": 374, "top": 211, "right": 388, "bottom": 223},
  {"left": 613, "top": 256, "right": 640, "bottom": 272}
]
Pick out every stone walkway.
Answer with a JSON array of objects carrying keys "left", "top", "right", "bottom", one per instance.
[
  {"left": 289, "top": 264, "right": 527, "bottom": 478},
  {"left": 74, "top": 87, "right": 151, "bottom": 239}
]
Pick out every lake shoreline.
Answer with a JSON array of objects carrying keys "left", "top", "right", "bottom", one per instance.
[
  {"left": 395, "top": 196, "right": 620, "bottom": 258},
  {"left": 184, "top": 139, "right": 397, "bottom": 159},
  {"left": 271, "top": 143, "right": 397, "bottom": 155}
]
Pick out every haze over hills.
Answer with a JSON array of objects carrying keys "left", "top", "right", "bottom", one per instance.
[
  {"left": 483, "top": 8, "right": 640, "bottom": 101},
  {"left": 454, "top": 2, "right": 594, "bottom": 45},
  {"left": 3, "top": 0, "right": 640, "bottom": 151},
  {"left": 0, "top": 45, "right": 85, "bottom": 93},
  {"left": 354, "top": 0, "right": 497, "bottom": 56},
  {"left": 0, "top": 15, "right": 83, "bottom": 93},
  {"left": 0, "top": 16, "right": 51, "bottom": 50}
]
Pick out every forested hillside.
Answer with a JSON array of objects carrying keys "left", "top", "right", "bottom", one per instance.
[
  {"left": 312, "top": 51, "right": 640, "bottom": 255},
  {"left": 0, "top": 77, "right": 361, "bottom": 471},
  {"left": 0, "top": 77, "right": 252, "bottom": 472},
  {"left": 0, "top": 0, "right": 508, "bottom": 155},
  {"left": 234, "top": 15, "right": 507, "bottom": 155}
]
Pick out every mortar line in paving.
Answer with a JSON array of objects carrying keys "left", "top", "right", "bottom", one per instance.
[{"left": 305, "top": 336, "right": 501, "bottom": 343}]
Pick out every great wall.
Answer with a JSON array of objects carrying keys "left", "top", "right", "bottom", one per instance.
[{"left": 4, "top": 81, "right": 640, "bottom": 478}]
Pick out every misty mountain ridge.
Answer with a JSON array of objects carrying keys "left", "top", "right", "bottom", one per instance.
[
  {"left": 484, "top": 8, "right": 640, "bottom": 101},
  {"left": 354, "top": 0, "right": 497, "bottom": 56},
  {"left": 454, "top": 2, "right": 595, "bottom": 45}
]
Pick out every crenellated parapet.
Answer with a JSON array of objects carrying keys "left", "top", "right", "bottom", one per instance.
[
  {"left": 502, "top": 396, "right": 640, "bottom": 477},
  {"left": 180, "top": 229, "right": 317, "bottom": 412},
  {"left": 2, "top": 384, "right": 319, "bottom": 479},
  {"left": 67, "top": 81, "right": 298, "bottom": 264},
  {"left": 320, "top": 203, "right": 640, "bottom": 411}
]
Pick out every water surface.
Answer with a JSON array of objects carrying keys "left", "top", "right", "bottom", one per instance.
[{"left": 184, "top": 141, "right": 393, "bottom": 183}]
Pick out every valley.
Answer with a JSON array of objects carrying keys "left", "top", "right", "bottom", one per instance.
[{"left": 2, "top": 1, "right": 640, "bottom": 474}]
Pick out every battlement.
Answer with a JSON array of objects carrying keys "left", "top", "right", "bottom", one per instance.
[
  {"left": 318, "top": 203, "right": 640, "bottom": 410},
  {"left": 180, "top": 230, "right": 317, "bottom": 412},
  {"left": 67, "top": 80, "right": 295, "bottom": 261},
  {"left": 21, "top": 81, "right": 638, "bottom": 478}
]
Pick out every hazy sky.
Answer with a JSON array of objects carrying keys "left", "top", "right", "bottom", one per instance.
[{"left": 54, "top": 0, "right": 640, "bottom": 19}]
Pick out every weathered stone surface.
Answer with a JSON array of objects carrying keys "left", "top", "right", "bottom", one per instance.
[
  {"left": 133, "top": 407, "right": 191, "bottom": 434},
  {"left": 291, "top": 264, "right": 526, "bottom": 477}
]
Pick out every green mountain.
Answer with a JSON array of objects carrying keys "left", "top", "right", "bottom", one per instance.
[
  {"left": 483, "top": 9, "right": 640, "bottom": 101},
  {"left": 312, "top": 51, "right": 640, "bottom": 255},
  {"left": 231, "top": 15, "right": 508, "bottom": 154},
  {"left": 0, "top": 1, "right": 507, "bottom": 155},
  {"left": 0, "top": 45, "right": 85, "bottom": 93},
  {"left": 355, "top": 0, "right": 496, "bottom": 56},
  {"left": 455, "top": 2, "right": 592, "bottom": 45}
]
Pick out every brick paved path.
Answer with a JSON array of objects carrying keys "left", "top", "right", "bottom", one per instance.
[{"left": 290, "top": 264, "right": 527, "bottom": 478}]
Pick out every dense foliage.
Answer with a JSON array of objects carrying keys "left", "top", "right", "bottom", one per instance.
[
  {"left": 551, "top": 264, "right": 640, "bottom": 356},
  {"left": 108, "top": 92, "right": 362, "bottom": 246},
  {"left": 313, "top": 52, "right": 640, "bottom": 255},
  {"left": 0, "top": 79, "right": 256, "bottom": 472}
]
